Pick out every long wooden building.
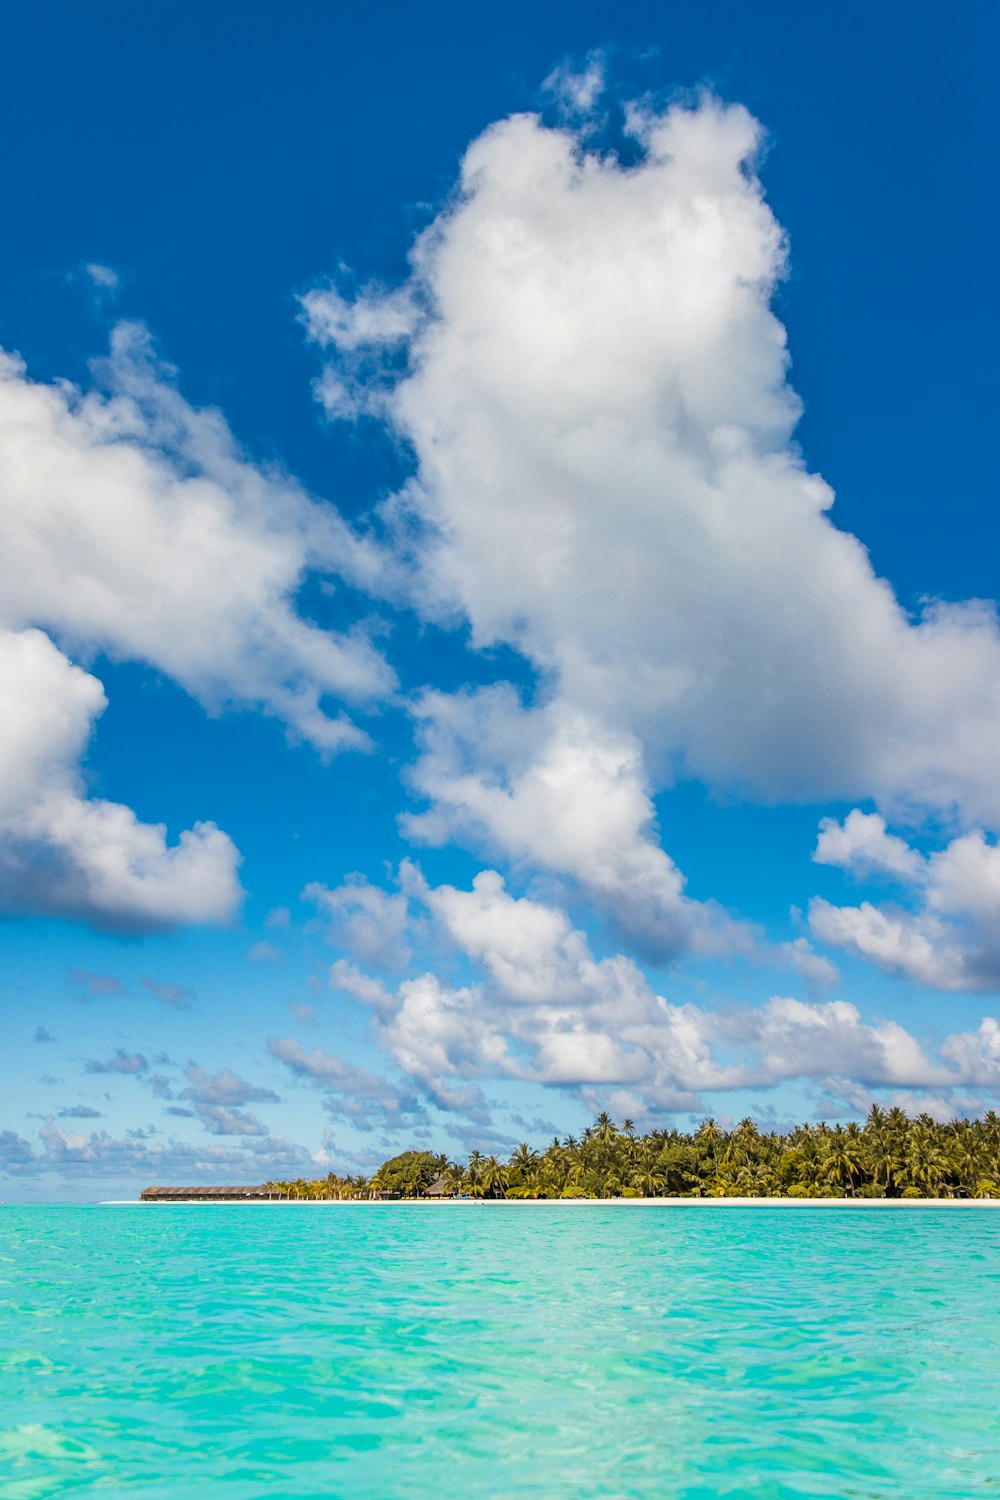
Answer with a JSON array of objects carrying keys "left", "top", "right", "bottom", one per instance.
[{"left": 139, "top": 1185, "right": 278, "bottom": 1201}]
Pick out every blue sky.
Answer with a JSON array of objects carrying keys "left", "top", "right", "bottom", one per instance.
[{"left": 2, "top": 2, "right": 999, "bottom": 1201}]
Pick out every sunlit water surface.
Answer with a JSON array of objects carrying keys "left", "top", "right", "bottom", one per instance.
[{"left": 1, "top": 1204, "right": 997, "bottom": 1498}]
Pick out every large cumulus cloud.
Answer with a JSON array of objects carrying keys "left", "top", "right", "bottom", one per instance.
[{"left": 306, "top": 91, "right": 1000, "bottom": 841}]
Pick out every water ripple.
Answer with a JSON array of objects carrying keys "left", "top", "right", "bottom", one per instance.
[{"left": 0, "top": 1205, "right": 997, "bottom": 1497}]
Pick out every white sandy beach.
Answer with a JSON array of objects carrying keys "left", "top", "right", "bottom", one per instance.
[{"left": 103, "top": 1196, "right": 1000, "bottom": 1207}]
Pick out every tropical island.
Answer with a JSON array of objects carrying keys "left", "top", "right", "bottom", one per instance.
[{"left": 141, "top": 1106, "right": 1000, "bottom": 1201}]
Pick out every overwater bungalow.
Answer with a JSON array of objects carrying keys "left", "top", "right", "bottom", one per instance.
[{"left": 139, "top": 1185, "right": 276, "bottom": 1201}]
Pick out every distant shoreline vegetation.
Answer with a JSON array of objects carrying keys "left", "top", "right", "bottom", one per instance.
[{"left": 144, "top": 1108, "right": 1000, "bottom": 1202}]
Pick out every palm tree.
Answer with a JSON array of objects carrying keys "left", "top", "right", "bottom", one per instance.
[
  {"left": 467, "top": 1150, "right": 485, "bottom": 1197},
  {"left": 865, "top": 1132, "right": 902, "bottom": 1197},
  {"left": 696, "top": 1117, "right": 721, "bottom": 1174},
  {"left": 630, "top": 1161, "right": 666, "bottom": 1197},
  {"left": 481, "top": 1156, "right": 509, "bottom": 1199},
  {"left": 822, "top": 1126, "right": 863, "bottom": 1195}
]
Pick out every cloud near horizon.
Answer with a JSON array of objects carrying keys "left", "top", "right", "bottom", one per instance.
[{"left": 322, "top": 863, "right": 1000, "bottom": 1120}]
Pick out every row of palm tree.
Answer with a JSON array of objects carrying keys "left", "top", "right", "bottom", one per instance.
[
  {"left": 264, "top": 1106, "right": 1000, "bottom": 1199},
  {"left": 262, "top": 1172, "right": 371, "bottom": 1200}
]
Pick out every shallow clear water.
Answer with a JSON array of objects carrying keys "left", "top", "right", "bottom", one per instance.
[{"left": 1, "top": 1204, "right": 997, "bottom": 1498}]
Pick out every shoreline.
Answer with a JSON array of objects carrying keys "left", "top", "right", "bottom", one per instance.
[{"left": 98, "top": 1196, "right": 1000, "bottom": 1208}]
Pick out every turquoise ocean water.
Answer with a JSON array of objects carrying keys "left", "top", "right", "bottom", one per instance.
[{"left": 1, "top": 1204, "right": 997, "bottom": 1499}]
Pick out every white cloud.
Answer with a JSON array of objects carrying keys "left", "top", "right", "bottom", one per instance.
[
  {"left": 305, "top": 93, "right": 1000, "bottom": 833},
  {"left": 736, "top": 996, "right": 945, "bottom": 1089},
  {"left": 331, "top": 866, "right": 1000, "bottom": 1112},
  {"left": 176, "top": 1064, "right": 280, "bottom": 1137},
  {"left": 809, "top": 899, "right": 963, "bottom": 991},
  {"left": 403, "top": 690, "right": 694, "bottom": 952},
  {"left": 940, "top": 1017, "right": 1000, "bottom": 1087},
  {"left": 542, "top": 53, "right": 606, "bottom": 116},
  {"left": 1, "top": 1119, "right": 315, "bottom": 1187},
  {"left": 328, "top": 959, "right": 395, "bottom": 1013},
  {"left": 0, "top": 325, "right": 394, "bottom": 754},
  {"left": 810, "top": 813, "right": 1000, "bottom": 991},
  {"left": 84, "top": 263, "right": 119, "bottom": 291},
  {"left": 194, "top": 1105, "right": 269, "bottom": 1137},
  {"left": 300, "top": 283, "right": 419, "bottom": 422},
  {"left": 425, "top": 868, "right": 603, "bottom": 1004},
  {"left": 374, "top": 973, "right": 501, "bottom": 1114},
  {"left": 304, "top": 873, "right": 412, "bottom": 968},
  {"left": 266, "top": 1036, "right": 424, "bottom": 1130},
  {"left": 816, "top": 1079, "right": 987, "bottom": 1125},
  {"left": 0, "top": 322, "right": 403, "bottom": 930},
  {"left": 302, "top": 283, "right": 418, "bottom": 352},
  {"left": 404, "top": 687, "right": 833, "bottom": 983},
  {"left": 179, "top": 1065, "right": 280, "bottom": 1108},
  {"left": 0, "top": 627, "right": 242, "bottom": 931},
  {"left": 815, "top": 809, "right": 924, "bottom": 882}
]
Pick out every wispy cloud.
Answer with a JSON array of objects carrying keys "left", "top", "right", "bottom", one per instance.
[
  {"left": 69, "top": 969, "right": 123, "bottom": 999},
  {"left": 85, "top": 1049, "right": 149, "bottom": 1076},
  {"left": 142, "top": 977, "right": 195, "bottom": 1009}
]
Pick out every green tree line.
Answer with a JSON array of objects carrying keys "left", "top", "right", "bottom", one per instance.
[{"left": 264, "top": 1106, "right": 1000, "bottom": 1200}]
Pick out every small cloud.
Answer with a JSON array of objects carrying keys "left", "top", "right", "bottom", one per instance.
[
  {"left": 246, "top": 941, "right": 280, "bottom": 964},
  {"left": 57, "top": 1106, "right": 103, "bottom": 1120},
  {"left": 197, "top": 1104, "right": 269, "bottom": 1137},
  {"left": 164, "top": 1106, "right": 195, "bottom": 1118},
  {"left": 542, "top": 52, "right": 606, "bottom": 116},
  {"left": 85, "top": 1049, "right": 149, "bottom": 1076},
  {"left": 38, "top": 1074, "right": 62, "bottom": 1086},
  {"left": 290, "top": 1002, "right": 316, "bottom": 1026},
  {"left": 512, "top": 1113, "right": 560, "bottom": 1137},
  {"left": 33, "top": 1026, "right": 55, "bottom": 1044},
  {"left": 84, "top": 262, "right": 119, "bottom": 292},
  {"left": 142, "top": 977, "right": 195, "bottom": 1009},
  {"left": 69, "top": 969, "right": 123, "bottom": 999},
  {"left": 265, "top": 907, "right": 291, "bottom": 929}
]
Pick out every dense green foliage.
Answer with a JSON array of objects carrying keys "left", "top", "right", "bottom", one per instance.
[
  {"left": 264, "top": 1106, "right": 1000, "bottom": 1199},
  {"left": 369, "top": 1150, "right": 444, "bottom": 1198}
]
